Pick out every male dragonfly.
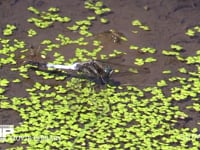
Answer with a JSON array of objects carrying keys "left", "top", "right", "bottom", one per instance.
[{"left": 24, "top": 60, "right": 113, "bottom": 84}]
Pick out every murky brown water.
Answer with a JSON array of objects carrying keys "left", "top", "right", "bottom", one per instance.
[{"left": 1, "top": 0, "right": 200, "bottom": 149}]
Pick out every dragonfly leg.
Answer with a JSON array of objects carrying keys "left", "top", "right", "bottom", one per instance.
[{"left": 100, "top": 76, "right": 107, "bottom": 84}]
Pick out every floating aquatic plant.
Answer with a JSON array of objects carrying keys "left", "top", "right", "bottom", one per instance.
[
  {"left": 157, "top": 80, "right": 167, "bottom": 87},
  {"left": 140, "top": 47, "right": 156, "bottom": 54},
  {"left": 134, "top": 57, "right": 156, "bottom": 66},
  {"left": 185, "top": 25, "right": 200, "bottom": 37},
  {"left": 185, "top": 29, "right": 195, "bottom": 36},
  {"left": 0, "top": 78, "right": 9, "bottom": 87},
  {"left": 87, "top": 16, "right": 96, "bottom": 20},
  {"left": 1, "top": 1, "right": 200, "bottom": 150},
  {"left": 134, "top": 58, "right": 145, "bottom": 66},
  {"left": 3, "top": 24, "right": 17, "bottom": 36},
  {"left": 187, "top": 103, "right": 200, "bottom": 112},
  {"left": 67, "top": 18, "right": 93, "bottom": 37},
  {"left": 93, "top": 40, "right": 101, "bottom": 46},
  {"left": 12, "top": 79, "right": 21, "bottom": 83},
  {"left": 48, "top": 7, "right": 60, "bottom": 13},
  {"left": 27, "top": 6, "right": 40, "bottom": 14},
  {"left": 0, "top": 38, "right": 25, "bottom": 67},
  {"left": 185, "top": 53, "right": 200, "bottom": 64},
  {"left": 170, "top": 44, "right": 183, "bottom": 51},
  {"left": 100, "top": 17, "right": 109, "bottom": 24},
  {"left": 132, "top": 19, "right": 150, "bottom": 31},
  {"left": 84, "top": 0, "right": 111, "bottom": 16},
  {"left": 144, "top": 57, "right": 157, "bottom": 63},
  {"left": 162, "top": 50, "right": 180, "bottom": 56},
  {"left": 27, "top": 28, "right": 37, "bottom": 37},
  {"left": 128, "top": 68, "right": 138, "bottom": 73},
  {"left": 129, "top": 44, "right": 139, "bottom": 50},
  {"left": 27, "top": 6, "right": 71, "bottom": 29},
  {"left": 178, "top": 67, "right": 187, "bottom": 74},
  {"left": 162, "top": 70, "right": 172, "bottom": 74}
]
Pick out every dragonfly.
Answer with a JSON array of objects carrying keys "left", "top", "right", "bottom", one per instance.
[
  {"left": 23, "top": 43, "right": 151, "bottom": 86},
  {"left": 24, "top": 60, "right": 114, "bottom": 84},
  {"left": 24, "top": 55, "right": 152, "bottom": 87}
]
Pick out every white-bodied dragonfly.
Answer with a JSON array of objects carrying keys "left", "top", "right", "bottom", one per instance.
[{"left": 24, "top": 60, "right": 113, "bottom": 84}]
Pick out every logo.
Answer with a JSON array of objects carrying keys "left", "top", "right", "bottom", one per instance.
[
  {"left": 0, "top": 124, "right": 61, "bottom": 142},
  {"left": 0, "top": 125, "right": 14, "bottom": 141}
]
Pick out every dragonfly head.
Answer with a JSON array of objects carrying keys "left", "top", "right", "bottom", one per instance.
[{"left": 104, "top": 66, "right": 113, "bottom": 78}]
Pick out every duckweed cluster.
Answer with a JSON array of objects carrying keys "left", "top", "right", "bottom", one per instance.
[
  {"left": 134, "top": 57, "right": 157, "bottom": 66},
  {"left": 27, "top": 29, "right": 37, "bottom": 37},
  {"left": 3, "top": 24, "right": 17, "bottom": 36},
  {"left": 0, "top": 1, "right": 200, "bottom": 150},
  {"left": 84, "top": 1, "right": 111, "bottom": 15},
  {"left": 162, "top": 44, "right": 184, "bottom": 56},
  {"left": 185, "top": 25, "right": 200, "bottom": 37},
  {"left": 132, "top": 19, "right": 151, "bottom": 31},
  {"left": 27, "top": 6, "right": 71, "bottom": 28},
  {"left": 1, "top": 78, "right": 199, "bottom": 149},
  {"left": 67, "top": 18, "right": 93, "bottom": 37},
  {"left": 0, "top": 38, "right": 25, "bottom": 67}
]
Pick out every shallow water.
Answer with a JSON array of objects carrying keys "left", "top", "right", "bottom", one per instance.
[{"left": 0, "top": 0, "right": 200, "bottom": 149}]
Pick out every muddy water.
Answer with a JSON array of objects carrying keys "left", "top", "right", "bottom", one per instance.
[{"left": 1, "top": 0, "right": 200, "bottom": 149}]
